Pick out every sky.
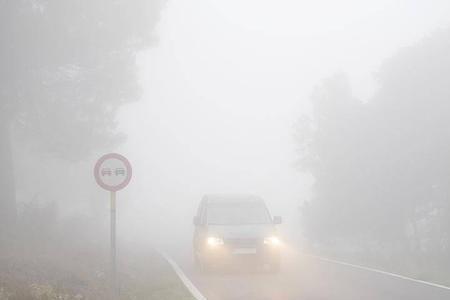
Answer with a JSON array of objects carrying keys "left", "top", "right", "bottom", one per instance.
[{"left": 117, "top": 0, "right": 450, "bottom": 241}]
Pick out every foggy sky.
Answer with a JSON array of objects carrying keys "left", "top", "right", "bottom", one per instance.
[{"left": 115, "top": 0, "right": 450, "bottom": 241}]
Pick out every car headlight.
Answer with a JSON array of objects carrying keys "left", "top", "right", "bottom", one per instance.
[
  {"left": 206, "top": 236, "right": 224, "bottom": 247},
  {"left": 264, "top": 236, "right": 281, "bottom": 247}
]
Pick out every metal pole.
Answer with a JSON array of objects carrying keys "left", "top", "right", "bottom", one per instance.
[{"left": 111, "top": 191, "right": 117, "bottom": 299}]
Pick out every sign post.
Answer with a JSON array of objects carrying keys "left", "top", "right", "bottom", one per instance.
[
  {"left": 94, "top": 153, "right": 132, "bottom": 299},
  {"left": 110, "top": 190, "right": 117, "bottom": 297}
]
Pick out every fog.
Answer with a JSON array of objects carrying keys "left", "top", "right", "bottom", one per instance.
[
  {"left": 2, "top": 0, "right": 450, "bottom": 299},
  {"left": 118, "top": 0, "right": 450, "bottom": 242}
]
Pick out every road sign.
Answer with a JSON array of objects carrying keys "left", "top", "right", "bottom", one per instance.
[
  {"left": 94, "top": 153, "right": 132, "bottom": 300},
  {"left": 94, "top": 153, "right": 132, "bottom": 192}
]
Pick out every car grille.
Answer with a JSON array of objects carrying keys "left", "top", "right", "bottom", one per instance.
[{"left": 225, "top": 238, "right": 260, "bottom": 248}]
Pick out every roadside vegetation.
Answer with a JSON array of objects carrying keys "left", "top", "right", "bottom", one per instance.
[
  {"left": 297, "top": 28, "right": 450, "bottom": 286},
  {"left": 0, "top": 0, "right": 164, "bottom": 233},
  {"left": 0, "top": 202, "right": 194, "bottom": 300},
  {"left": 0, "top": 2, "right": 194, "bottom": 299}
]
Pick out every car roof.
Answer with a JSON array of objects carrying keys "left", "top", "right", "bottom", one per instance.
[{"left": 203, "top": 194, "right": 264, "bottom": 204}]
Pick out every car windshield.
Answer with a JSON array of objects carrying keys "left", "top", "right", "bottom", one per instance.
[{"left": 206, "top": 201, "right": 272, "bottom": 225}]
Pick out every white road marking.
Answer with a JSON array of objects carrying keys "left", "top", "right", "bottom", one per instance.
[
  {"left": 161, "top": 252, "right": 207, "bottom": 300},
  {"left": 310, "top": 254, "right": 450, "bottom": 291}
]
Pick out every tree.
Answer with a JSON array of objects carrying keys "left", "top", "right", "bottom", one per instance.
[
  {"left": 297, "top": 73, "right": 370, "bottom": 244},
  {"left": 0, "top": 0, "right": 164, "bottom": 230},
  {"left": 370, "top": 29, "right": 450, "bottom": 255},
  {"left": 298, "top": 29, "right": 450, "bottom": 266}
]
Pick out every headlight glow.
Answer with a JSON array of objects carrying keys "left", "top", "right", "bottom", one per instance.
[
  {"left": 264, "top": 236, "right": 281, "bottom": 246},
  {"left": 206, "top": 236, "right": 224, "bottom": 247}
]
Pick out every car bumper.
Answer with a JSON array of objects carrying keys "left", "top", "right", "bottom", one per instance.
[{"left": 200, "top": 244, "right": 280, "bottom": 267}]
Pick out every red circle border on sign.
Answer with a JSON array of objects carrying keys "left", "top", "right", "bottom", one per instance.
[{"left": 94, "top": 153, "right": 132, "bottom": 192}]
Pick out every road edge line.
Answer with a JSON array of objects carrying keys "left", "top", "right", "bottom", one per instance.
[
  {"left": 160, "top": 252, "right": 207, "bottom": 300},
  {"left": 308, "top": 254, "right": 450, "bottom": 291}
]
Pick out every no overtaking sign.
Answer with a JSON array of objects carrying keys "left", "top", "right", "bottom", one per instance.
[
  {"left": 94, "top": 153, "right": 132, "bottom": 192},
  {"left": 94, "top": 153, "right": 132, "bottom": 299}
]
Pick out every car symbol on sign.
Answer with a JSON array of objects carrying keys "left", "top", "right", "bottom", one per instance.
[
  {"left": 115, "top": 168, "right": 125, "bottom": 176},
  {"left": 101, "top": 168, "right": 112, "bottom": 176}
]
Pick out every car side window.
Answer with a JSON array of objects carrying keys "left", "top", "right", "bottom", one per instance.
[
  {"left": 200, "top": 201, "right": 207, "bottom": 225},
  {"left": 196, "top": 201, "right": 202, "bottom": 218},
  {"left": 196, "top": 199, "right": 206, "bottom": 225}
]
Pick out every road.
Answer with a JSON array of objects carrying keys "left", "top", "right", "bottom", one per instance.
[{"left": 166, "top": 245, "right": 450, "bottom": 300}]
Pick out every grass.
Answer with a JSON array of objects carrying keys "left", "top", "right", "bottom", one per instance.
[
  {"left": 0, "top": 238, "right": 195, "bottom": 300},
  {"left": 0, "top": 210, "right": 195, "bottom": 300}
]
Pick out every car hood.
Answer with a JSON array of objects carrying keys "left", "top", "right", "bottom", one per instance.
[{"left": 207, "top": 224, "right": 275, "bottom": 239}]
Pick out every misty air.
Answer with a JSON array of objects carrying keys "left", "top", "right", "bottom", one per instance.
[{"left": 1, "top": 1, "right": 450, "bottom": 299}]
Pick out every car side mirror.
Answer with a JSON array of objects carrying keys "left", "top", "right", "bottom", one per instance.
[
  {"left": 273, "top": 216, "right": 282, "bottom": 225},
  {"left": 193, "top": 216, "right": 201, "bottom": 226}
]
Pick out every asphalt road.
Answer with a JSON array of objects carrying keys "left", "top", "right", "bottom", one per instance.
[{"left": 167, "top": 246, "right": 450, "bottom": 300}]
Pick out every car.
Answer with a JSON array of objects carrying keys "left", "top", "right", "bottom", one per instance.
[
  {"left": 193, "top": 194, "right": 282, "bottom": 273},
  {"left": 115, "top": 167, "right": 125, "bottom": 176},
  {"left": 101, "top": 168, "right": 112, "bottom": 176}
]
